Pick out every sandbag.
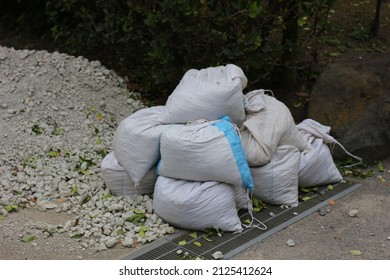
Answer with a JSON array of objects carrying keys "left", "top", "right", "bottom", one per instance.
[
  {"left": 157, "top": 116, "right": 253, "bottom": 190},
  {"left": 113, "top": 106, "right": 178, "bottom": 184},
  {"left": 250, "top": 145, "right": 300, "bottom": 207},
  {"left": 297, "top": 119, "right": 362, "bottom": 166},
  {"left": 159, "top": 64, "right": 247, "bottom": 125},
  {"left": 153, "top": 176, "right": 243, "bottom": 232},
  {"left": 100, "top": 151, "right": 157, "bottom": 196},
  {"left": 297, "top": 119, "right": 361, "bottom": 187},
  {"left": 240, "top": 90, "right": 309, "bottom": 167}
]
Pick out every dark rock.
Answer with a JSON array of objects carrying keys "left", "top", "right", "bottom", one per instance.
[{"left": 308, "top": 53, "right": 390, "bottom": 163}]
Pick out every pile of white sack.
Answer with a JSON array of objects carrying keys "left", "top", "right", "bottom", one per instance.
[{"left": 101, "top": 64, "right": 362, "bottom": 233}]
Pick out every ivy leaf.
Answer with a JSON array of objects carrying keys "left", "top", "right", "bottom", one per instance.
[
  {"left": 178, "top": 240, "right": 187, "bottom": 246},
  {"left": 21, "top": 235, "right": 36, "bottom": 242}
]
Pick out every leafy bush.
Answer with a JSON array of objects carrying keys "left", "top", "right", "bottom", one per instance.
[{"left": 3, "top": 0, "right": 335, "bottom": 100}]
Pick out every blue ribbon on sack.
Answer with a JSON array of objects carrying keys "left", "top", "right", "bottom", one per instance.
[{"left": 212, "top": 116, "right": 254, "bottom": 191}]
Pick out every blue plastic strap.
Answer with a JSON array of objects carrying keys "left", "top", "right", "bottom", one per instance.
[{"left": 212, "top": 116, "right": 254, "bottom": 191}]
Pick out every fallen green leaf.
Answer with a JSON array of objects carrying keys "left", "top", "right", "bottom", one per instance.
[
  {"left": 203, "top": 227, "right": 224, "bottom": 237},
  {"left": 101, "top": 194, "right": 112, "bottom": 199},
  {"left": 21, "top": 235, "right": 36, "bottom": 243},
  {"left": 350, "top": 250, "right": 362, "bottom": 256},
  {"left": 377, "top": 162, "right": 384, "bottom": 172},
  {"left": 252, "top": 197, "right": 266, "bottom": 212},
  {"left": 202, "top": 236, "right": 213, "bottom": 242},
  {"left": 329, "top": 52, "right": 341, "bottom": 57},
  {"left": 178, "top": 240, "right": 187, "bottom": 246},
  {"left": 71, "top": 234, "right": 83, "bottom": 239},
  {"left": 4, "top": 205, "right": 18, "bottom": 212},
  {"left": 125, "top": 213, "right": 146, "bottom": 224},
  {"left": 72, "top": 184, "right": 78, "bottom": 195},
  {"left": 139, "top": 230, "right": 146, "bottom": 239},
  {"left": 300, "top": 187, "right": 310, "bottom": 193},
  {"left": 32, "top": 124, "right": 43, "bottom": 135},
  {"left": 78, "top": 195, "right": 91, "bottom": 205},
  {"left": 97, "top": 113, "right": 104, "bottom": 121},
  {"left": 188, "top": 232, "right": 198, "bottom": 239},
  {"left": 48, "top": 150, "right": 59, "bottom": 157},
  {"left": 243, "top": 218, "right": 251, "bottom": 224},
  {"left": 301, "top": 196, "right": 311, "bottom": 202},
  {"left": 133, "top": 209, "right": 145, "bottom": 214},
  {"left": 52, "top": 127, "right": 64, "bottom": 135},
  {"left": 139, "top": 225, "right": 148, "bottom": 232},
  {"left": 293, "top": 102, "right": 303, "bottom": 108},
  {"left": 193, "top": 241, "right": 202, "bottom": 247},
  {"left": 327, "top": 184, "right": 334, "bottom": 191}
]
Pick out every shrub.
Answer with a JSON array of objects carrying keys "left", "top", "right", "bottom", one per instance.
[{"left": 3, "top": 1, "right": 335, "bottom": 100}]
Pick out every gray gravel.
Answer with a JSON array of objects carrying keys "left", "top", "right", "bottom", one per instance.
[{"left": 0, "top": 45, "right": 175, "bottom": 258}]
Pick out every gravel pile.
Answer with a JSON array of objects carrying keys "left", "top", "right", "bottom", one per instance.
[{"left": 0, "top": 45, "right": 174, "bottom": 252}]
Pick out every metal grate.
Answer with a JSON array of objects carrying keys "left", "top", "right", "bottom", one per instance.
[{"left": 123, "top": 182, "right": 362, "bottom": 260}]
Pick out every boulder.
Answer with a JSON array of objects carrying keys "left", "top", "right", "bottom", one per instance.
[{"left": 308, "top": 53, "right": 390, "bottom": 163}]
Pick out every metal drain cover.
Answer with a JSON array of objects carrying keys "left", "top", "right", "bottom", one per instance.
[{"left": 123, "top": 182, "right": 362, "bottom": 260}]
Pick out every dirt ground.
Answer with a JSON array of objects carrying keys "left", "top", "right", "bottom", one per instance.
[
  {"left": 1, "top": 158, "right": 389, "bottom": 260},
  {"left": 233, "top": 157, "right": 390, "bottom": 260}
]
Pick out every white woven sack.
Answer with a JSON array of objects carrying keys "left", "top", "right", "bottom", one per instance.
[
  {"left": 297, "top": 119, "right": 362, "bottom": 166},
  {"left": 250, "top": 145, "right": 300, "bottom": 207},
  {"left": 113, "top": 106, "right": 178, "bottom": 184},
  {"left": 298, "top": 136, "right": 342, "bottom": 187},
  {"left": 159, "top": 64, "right": 247, "bottom": 125},
  {"left": 240, "top": 90, "right": 309, "bottom": 167},
  {"left": 100, "top": 151, "right": 157, "bottom": 196},
  {"left": 153, "top": 176, "right": 243, "bottom": 232},
  {"left": 297, "top": 119, "right": 362, "bottom": 187},
  {"left": 157, "top": 116, "right": 254, "bottom": 191}
]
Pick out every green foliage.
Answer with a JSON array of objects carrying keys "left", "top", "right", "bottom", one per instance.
[{"left": 3, "top": 1, "right": 335, "bottom": 98}]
